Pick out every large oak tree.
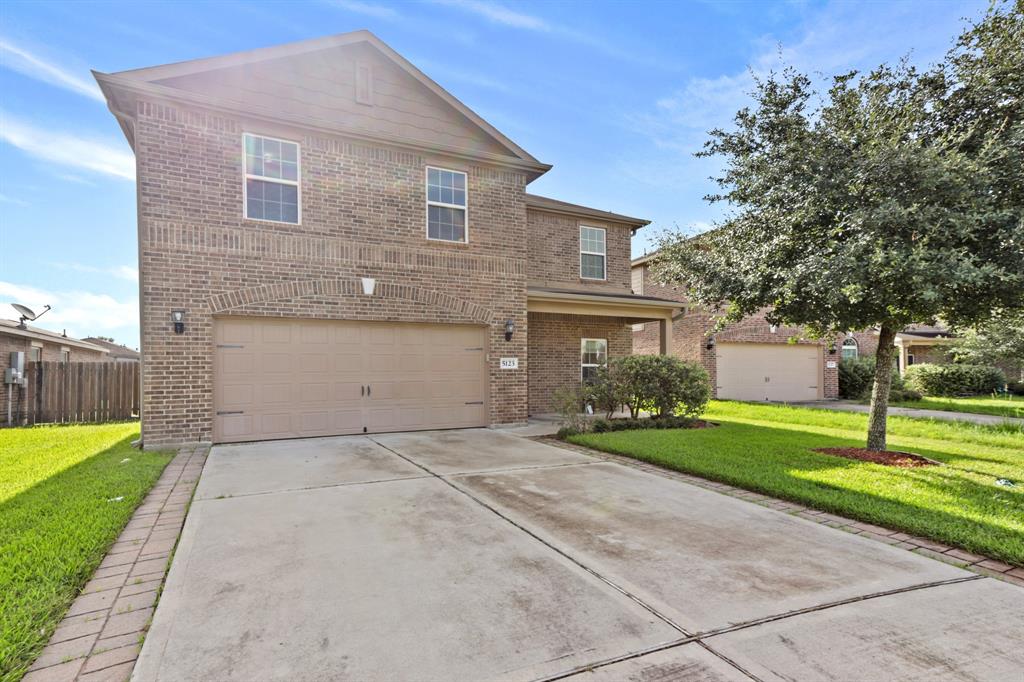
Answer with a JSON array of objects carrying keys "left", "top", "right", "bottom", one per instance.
[{"left": 654, "top": 1, "right": 1024, "bottom": 450}]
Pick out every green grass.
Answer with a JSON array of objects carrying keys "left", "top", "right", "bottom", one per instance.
[
  {"left": 889, "top": 394, "right": 1024, "bottom": 419},
  {"left": 0, "top": 423, "right": 172, "bottom": 682},
  {"left": 570, "top": 401, "right": 1024, "bottom": 567}
]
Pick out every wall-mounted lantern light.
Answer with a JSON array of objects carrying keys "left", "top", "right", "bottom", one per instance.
[
  {"left": 171, "top": 310, "right": 186, "bottom": 335},
  {"left": 828, "top": 342, "right": 837, "bottom": 355},
  {"left": 705, "top": 335, "right": 715, "bottom": 350},
  {"left": 361, "top": 277, "right": 376, "bottom": 296},
  {"left": 504, "top": 319, "right": 515, "bottom": 342}
]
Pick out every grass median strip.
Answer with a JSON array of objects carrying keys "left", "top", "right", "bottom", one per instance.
[
  {"left": 569, "top": 401, "right": 1024, "bottom": 567},
  {"left": 0, "top": 423, "right": 172, "bottom": 682}
]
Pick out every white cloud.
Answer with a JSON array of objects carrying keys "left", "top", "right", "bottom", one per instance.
[
  {"left": 0, "top": 281, "right": 139, "bottom": 344},
  {"left": 0, "top": 38, "right": 104, "bottom": 102},
  {"left": 0, "top": 111, "right": 135, "bottom": 180},
  {"left": 431, "top": 0, "right": 549, "bottom": 31},
  {"left": 325, "top": 0, "right": 400, "bottom": 19},
  {"left": 51, "top": 263, "right": 139, "bottom": 282}
]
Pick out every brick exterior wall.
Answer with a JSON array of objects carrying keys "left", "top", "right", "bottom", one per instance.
[
  {"left": 133, "top": 99, "right": 544, "bottom": 445},
  {"left": 527, "top": 312, "right": 631, "bottom": 414},
  {"left": 1, "top": 333, "right": 106, "bottom": 424},
  {"left": 631, "top": 263, "right": 844, "bottom": 399},
  {"left": 527, "top": 210, "right": 632, "bottom": 294}
]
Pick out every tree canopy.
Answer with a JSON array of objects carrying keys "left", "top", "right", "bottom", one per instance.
[{"left": 653, "top": 1, "right": 1024, "bottom": 449}]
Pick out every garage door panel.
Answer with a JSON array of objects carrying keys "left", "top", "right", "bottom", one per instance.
[
  {"left": 214, "top": 319, "right": 487, "bottom": 443},
  {"left": 716, "top": 343, "right": 820, "bottom": 402}
]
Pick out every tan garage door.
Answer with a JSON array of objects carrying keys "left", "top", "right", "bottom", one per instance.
[
  {"left": 214, "top": 318, "right": 488, "bottom": 443},
  {"left": 716, "top": 342, "right": 822, "bottom": 402}
]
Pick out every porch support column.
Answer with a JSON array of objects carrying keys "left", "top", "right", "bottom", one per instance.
[{"left": 659, "top": 316, "right": 670, "bottom": 355}]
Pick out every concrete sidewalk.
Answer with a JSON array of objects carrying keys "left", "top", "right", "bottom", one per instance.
[
  {"left": 133, "top": 429, "right": 1024, "bottom": 681},
  {"left": 792, "top": 399, "right": 1024, "bottom": 426}
]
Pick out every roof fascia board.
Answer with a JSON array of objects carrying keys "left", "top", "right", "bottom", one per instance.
[
  {"left": 527, "top": 288, "right": 682, "bottom": 310},
  {"left": 527, "top": 203, "right": 649, "bottom": 228},
  {"left": 0, "top": 327, "right": 110, "bottom": 352},
  {"left": 95, "top": 73, "right": 552, "bottom": 177}
]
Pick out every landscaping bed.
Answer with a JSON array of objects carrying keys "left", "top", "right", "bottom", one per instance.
[
  {"left": 569, "top": 400, "right": 1024, "bottom": 567},
  {"left": 812, "top": 447, "right": 937, "bottom": 468},
  {"left": 0, "top": 423, "right": 173, "bottom": 682}
]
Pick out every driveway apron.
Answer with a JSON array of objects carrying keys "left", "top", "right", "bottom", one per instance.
[{"left": 133, "top": 429, "right": 1024, "bottom": 682}]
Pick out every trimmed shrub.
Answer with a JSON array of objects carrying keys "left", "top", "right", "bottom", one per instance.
[
  {"left": 838, "top": 358, "right": 874, "bottom": 399},
  {"left": 905, "top": 363, "right": 1007, "bottom": 396},
  {"left": 838, "top": 356, "right": 922, "bottom": 401},
  {"left": 586, "top": 363, "right": 629, "bottom": 419},
  {"left": 613, "top": 355, "right": 711, "bottom": 418}
]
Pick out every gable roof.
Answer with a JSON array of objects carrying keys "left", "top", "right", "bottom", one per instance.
[
  {"left": 82, "top": 337, "right": 141, "bottom": 360},
  {"left": 94, "top": 31, "right": 550, "bottom": 179},
  {"left": 526, "top": 194, "right": 649, "bottom": 228}
]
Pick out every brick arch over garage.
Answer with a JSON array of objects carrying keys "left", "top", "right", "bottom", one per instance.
[{"left": 207, "top": 278, "right": 496, "bottom": 324}]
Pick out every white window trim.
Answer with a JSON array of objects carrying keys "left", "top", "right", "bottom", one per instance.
[
  {"left": 30, "top": 342, "right": 42, "bottom": 363},
  {"left": 60, "top": 347, "right": 70, "bottom": 364},
  {"left": 425, "top": 165, "right": 469, "bottom": 244},
  {"left": 841, "top": 338, "right": 859, "bottom": 359},
  {"left": 242, "top": 132, "right": 302, "bottom": 225},
  {"left": 580, "top": 337, "right": 608, "bottom": 382},
  {"left": 579, "top": 225, "right": 607, "bottom": 281}
]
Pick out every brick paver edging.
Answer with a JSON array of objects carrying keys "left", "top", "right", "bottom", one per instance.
[
  {"left": 23, "top": 444, "right": 210, "bottom": 682},
  {"left": 542, "top": 437, "right": 1024, "bottom": 589}
]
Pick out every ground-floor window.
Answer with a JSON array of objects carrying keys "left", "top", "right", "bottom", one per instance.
[
  {"left": 59, "top": 348, "right": 70, "bottom": 364},
  {"left": 841, "top": 337, "right": 858, "bottom": 360},
  {"left": 581, "top": 338, "right": 607, "bottom": 383}
]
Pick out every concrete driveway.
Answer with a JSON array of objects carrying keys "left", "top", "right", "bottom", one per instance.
[{"left": 134, "top": 429, "right": 1024, "bottom": 681}]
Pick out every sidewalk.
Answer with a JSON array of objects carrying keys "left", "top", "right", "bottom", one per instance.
[{"left": 791, "top": 400, "right": 1024, "bottom": 426}]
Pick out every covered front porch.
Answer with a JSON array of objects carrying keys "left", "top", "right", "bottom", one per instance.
[{"left": 525, "top": 287, "right": 680, "bottom": 414}]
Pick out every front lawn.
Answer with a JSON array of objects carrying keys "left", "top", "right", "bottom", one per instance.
[
  {"left": 0, "top": 423, "right": 172, "bottom": 682},
  {"left": 889, "top": 394, "right": 1023, "bottom": 419},
  {"left": 569, "top": 401, "right": 1024, "bottom": 566}
]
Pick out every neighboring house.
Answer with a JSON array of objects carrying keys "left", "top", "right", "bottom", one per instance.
[
  {"left": 95, "top": 31, "right": 678, "bottom": 447},
  {"left": 631, "top": 256, "right": 878, "bottom": 402},
  {"left": 82, "top": 337, "right": 141, "bottom": 363},
  {"left": 1, "top": 320, "right": 108, "bottom": 421},
  {"left": 893, "top": 324, "right": 956, "bottom": 375}
]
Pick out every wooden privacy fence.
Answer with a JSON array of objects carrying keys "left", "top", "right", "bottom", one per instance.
[{"left": 9, "top": 361, "right": 140, "bottom": 425}]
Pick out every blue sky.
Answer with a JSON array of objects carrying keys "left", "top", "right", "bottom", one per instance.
[{"left": 0, "top": 0, "right": 985, "bottom": 348}]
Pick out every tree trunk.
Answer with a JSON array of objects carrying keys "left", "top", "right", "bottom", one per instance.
[{"left": 867, "top": 322, "right": 898, "bottom": 451}]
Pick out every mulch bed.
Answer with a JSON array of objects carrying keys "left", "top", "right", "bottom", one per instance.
[{"left": 813, "top": 447, "right": 939, "bottom": 468}]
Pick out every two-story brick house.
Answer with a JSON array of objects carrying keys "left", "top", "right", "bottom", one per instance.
[{"left": 95, "top": 31, "right": 677, "bottom": 447}]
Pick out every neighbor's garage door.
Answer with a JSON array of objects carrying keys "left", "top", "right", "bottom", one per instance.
[
  {"left": 716, "top": 342, "right": 821, "bottom": 402},
  {"left": 213, "top": 318, "right": 488, "bottom": 443}
]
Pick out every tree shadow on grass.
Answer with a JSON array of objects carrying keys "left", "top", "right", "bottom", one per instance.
[
  {"left": 578, "top": 420, "right": 1024, "bottom": 566},
  {"left": 0, "top": 435, "right": 171, "bottom": 681}
]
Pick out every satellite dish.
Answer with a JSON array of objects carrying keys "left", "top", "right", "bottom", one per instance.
[
  {"left": 11, "top": 303, "right": 51, "bottom": 329},
  {"left": 12, "top": 303, "right": 37, "bottom": 320}
]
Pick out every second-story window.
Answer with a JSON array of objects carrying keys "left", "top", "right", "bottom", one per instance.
[
  {"left": 426, "top": 167, "right": 467, "bottom": 242},
  {"left": 580, "top": 226, "right": 606, "bottom": 280},
  {"left": 244, "top": 133, "right": 300, "bottom": 224}
]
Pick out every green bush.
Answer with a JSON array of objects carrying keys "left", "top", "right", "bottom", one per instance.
[
  {"left": 838, "top": 358, "right": 875, "bottom": 399},
  {"left": 552, "top": 384, "right": 589, "bottom": 433},
  {"left": 613, "top": 355, "right": 711, "bottom": 418},
  {"left": 838, "top": 356, "right": 923, "bottom": 401},
  {"left": 586, "top": 363, "right": 629, "bottom": 418},
  {"left": 905, "top": 363, "right": 1007, "bottom": 396}
]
